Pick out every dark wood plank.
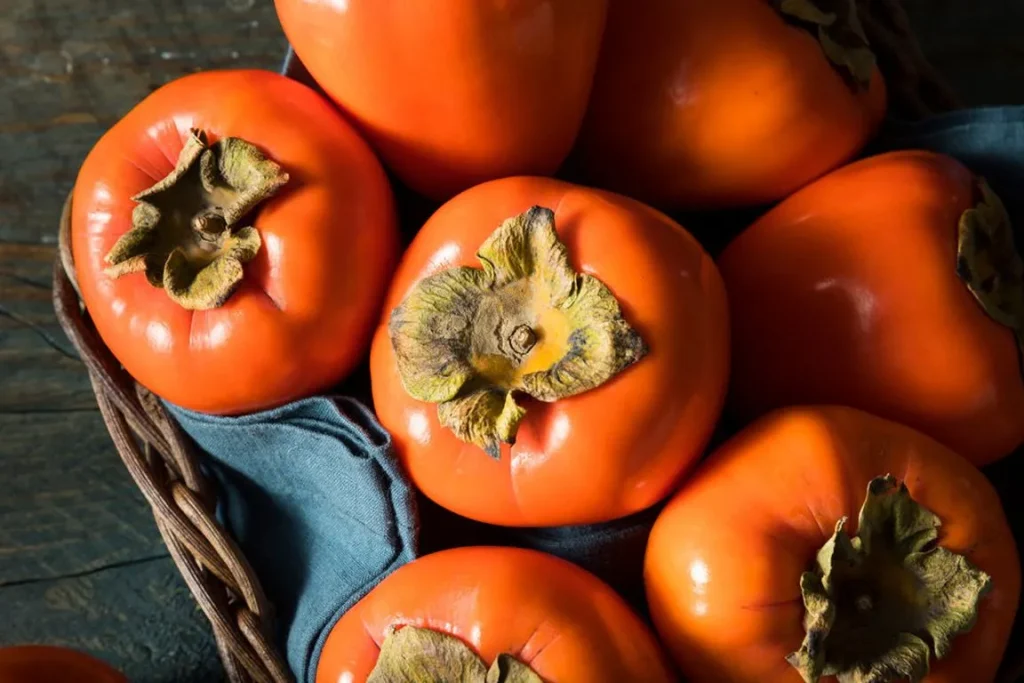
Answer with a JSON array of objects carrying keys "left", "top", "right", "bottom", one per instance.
[
  {"left": 0, "top": 0, "right": 287, "bottom": 244},
  {"left": 0, "top": 410, "right": 166, "bottom": 583},
  {"left": 0, "top": 407, "right": 224, "bottom": 681},
  {"left": 0, "top": 557, "right": 224, "bottom": 683},
  {"left": 0, "top": 242, "right": 94, "bottom": 411}
]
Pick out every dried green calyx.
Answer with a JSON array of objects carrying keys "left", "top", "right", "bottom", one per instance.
[
  {"left": 367, "top": 625, "right": 543, "bottom": 683},
  {"left": 104, "top": 128, "right": 289, "bottom": 310},
  {"left": 774, "top": 0, "right": 876, "bottom": 89},
  {"left": 388, "top": 206, "right": 647, "bottom": 459},
  {"left": 788, "top": 475, "right": 992, "bottom": 683},
  {"left": 957, "top": 178, "right": 1024, "bottom": 381}
]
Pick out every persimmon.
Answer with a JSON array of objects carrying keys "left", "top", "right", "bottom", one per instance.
[
  {"left": 369, "top": 176, "right": 729, "bottom": 526},
  {"left": 71, "top": 70, "right": 398, "bottom": 414},
  {"left": 0, "top": 646, "right": 127, "bottom": 683},
  {"left": 574, "top": 0, "right": 887, "bottom": 210},
  {"left": 645, "top": 405, "right": 1021, "bottom": 683},
  {"left": 316, "top": 547, "right": 676, "bottom": 683},
  {"left": 719, "top": 149, "right": 1024, "bottom": 466},
  {"left": 274, "top": 0, "right": 609, "bottom": 201}
]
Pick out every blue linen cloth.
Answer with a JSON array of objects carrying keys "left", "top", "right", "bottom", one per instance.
[
  {"left": 166, "top": 105, "right": 1024, "bottom": 683},
  {"left": 164, "top": 397, "right": 418, "bottom": 683}
]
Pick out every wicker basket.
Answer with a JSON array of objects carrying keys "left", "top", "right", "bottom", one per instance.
[{"left": 50, "top": 4, "right": 1021, "bottom": 681}]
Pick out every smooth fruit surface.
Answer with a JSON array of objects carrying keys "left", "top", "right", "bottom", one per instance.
[
  {"left": 275, "top": 0, "right": 608, "bottom": 200},
  {"left": 645, "top": 405, "right": 1021, "bottom": 683},
  {"left": 720, "top": 150, "right": 1024, "bottom": 465},
  {"left": 317, "top": 547, "right": 676, "bottom": 683},
  {"left": 72, "top": 70, "right": 398, "bottom": 414},
  {"left": 575, "top": 0, "right": 887, "bottom": 209},
  {"left": 370, "top": 176, "right": 730, "bottom": 526}
]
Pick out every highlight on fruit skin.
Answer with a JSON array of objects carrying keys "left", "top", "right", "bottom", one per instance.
[
  {"left": 573, "top": 0, "right": 887, "bottom": 210},
  {"left": 719, "top": 149, "right": 1024, "bottom": 466},
  {"left": 370, "top": 175, "right": 730, "bottom": 527},
  {"left": 274, "top": 0, "right": 610, "bottom": 201},
  {"left": 70, "top": 69, "right": 399, "bottom": 416},
  {"left": 644, "top": 405, "right": 1021, "bottom": 683},
  {"left": 315, "top": 546, "right": 678, "bottom": 683}
]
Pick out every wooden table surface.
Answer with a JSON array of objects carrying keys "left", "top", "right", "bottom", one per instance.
[{"left": 1, "top": 1, "right": 1022, "bottom": 681}]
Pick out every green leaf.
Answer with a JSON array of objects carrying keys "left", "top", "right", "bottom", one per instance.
[
  {"left": 388, "top": 267, "right": 488, "bottom": 403},
  {"left": 437, "top": 389, "right": 527, "bottom": 459},
  {"left": 486, "top": 654, "right": 544, "bottom": 683},
  {"left": 774, "top": 0, "right": 875, "bottom": 89},
  {"left": 957, "top": 178, "right": 1024, "bottom": 384},
  {"left": 388, "top": 206, "right": 647, "bottom": 457},
  {"left": 778, "top": 0, "right": 837, "bottom": 25},
  {"left": 786, "top": 475, "right": 993, "bottom": 683},
  {"left": 366, "top": 626, "right": 543, "bottom": 683},
  {"left": 367, "top": 626, "right": 488, "bottom": 683},
  {"left": 104, "top": 128, "right": 288, "bottom": 311}
]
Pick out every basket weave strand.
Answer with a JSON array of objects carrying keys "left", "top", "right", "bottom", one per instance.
[{"left": 53, "top": 195, "right": 292, "bottom": 683}]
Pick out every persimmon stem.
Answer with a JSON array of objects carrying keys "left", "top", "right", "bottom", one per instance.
[
  {"left": 787, "top": 475, "right": 992, "bottom": 683},
  {"left": 102, "top": 128, "right": 289, "bottom": 310},
  {"left": 509, "top": 324, "right": 538, "bottom": 355},
  {"left": 388, "top": 206, "right": 647, "bottom": 458},
  {"left": 773, "top": 0, "right": 876, "bottom": 90},
  {"left": 956, "top": 178, "right": 1024, "bottom": 384},
  {"left": 367, "top": 625, "right": 543, "bottom": 683}
]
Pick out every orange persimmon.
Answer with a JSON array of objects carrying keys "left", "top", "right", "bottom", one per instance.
[
  {"left": 71, "top": 70, "right": 398, "bottom": 415},
  {"left": 574, "top": 0, "right": 887, "bottom": 210},
  {"left": 317, "top": 547, "right": 676, "bottom": 683},
  {"left": 720, "top": 150, "right": 1024, "bottom": 466},
  {"left": 0, "top": 646, "right": 127, "bottom": 683},
  {"left": 274, "top": 0, "right": 609, "bottom": 201},
  {"left": 369, "top": 176, "right": 729, "bottom": 526},
  {"left": 645, "top": 405, "right": 1021, "bottom": 683}
]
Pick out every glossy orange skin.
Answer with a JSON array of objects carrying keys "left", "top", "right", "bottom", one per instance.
[
  {"left": 574, "top": 0, "right": 887, "bottom": 210},
  {"left": 720, "top": 150, "right": 1024, "bottom": 466},
  {"left": 0, "top": 646, "right": 127, "bottom": 683},
  {"left": 369, "top": 176, "right": 730, "bottom": 526},
  {"left": 317, "top": 547, "right": 677, "bottom": 683},
  {"left": 72, "top": 70, "right": 398, "bottom": 415},
  {"left": 645, "top": 405, "right": 1021, "bottom": 683},
  {"left": 274, "top": 0, "right": 608, "bottom": 201}
]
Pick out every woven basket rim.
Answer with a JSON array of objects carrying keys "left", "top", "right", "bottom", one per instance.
[{"left": 53, "top": 193, "right": 293, "bottom": 683}]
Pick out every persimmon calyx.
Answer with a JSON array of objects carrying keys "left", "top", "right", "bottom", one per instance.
[
  {"left": 957, "top": 178, "right": 1024, "bottom": 380},
  {"left": 787, "top": 475, "right": 992, "bottom": 683},
  {"left": 774, "top": 0, "right": 876, "bottom": 89},
  {"left": 388, "top": 206, "right": 647, "bottom": 459},
  {"left": 103, "top": 128, "right": 289, "bottom": 310},
  {"left": 367, "top": 625, "right": 543, "bottom": 683}
]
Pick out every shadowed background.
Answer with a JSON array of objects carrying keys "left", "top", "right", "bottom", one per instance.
[{"left": 1, "top": 1, "right": 1021, "bottom": 681}]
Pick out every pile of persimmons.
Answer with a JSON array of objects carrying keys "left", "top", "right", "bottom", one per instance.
[{"left": 68, "top": 1, "right": 1023, "bottom": 682}]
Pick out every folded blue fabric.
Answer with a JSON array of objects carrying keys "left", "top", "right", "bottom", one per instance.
[
  {"left": 165, "top": 105, "right": 1024, "bottom": 683},
  {"left": 164, "top": 397, "right": 418, "bottom": 683}
]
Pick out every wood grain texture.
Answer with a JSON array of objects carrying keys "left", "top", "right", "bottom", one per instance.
[
  {"left": 0, "top": 406, "right": 226, "bottom": 681},
  {"left": 0, "top": 0, "right": 287, "bottom": 244},
  {"left": 1, "top": 558, "right": 225, "bottom": 683},
  {"left": 0, "top": 242, "right": 93, "bottom": 411},
  {"left": 0, "top": 411, "right": 165, "bottom": 584}
]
